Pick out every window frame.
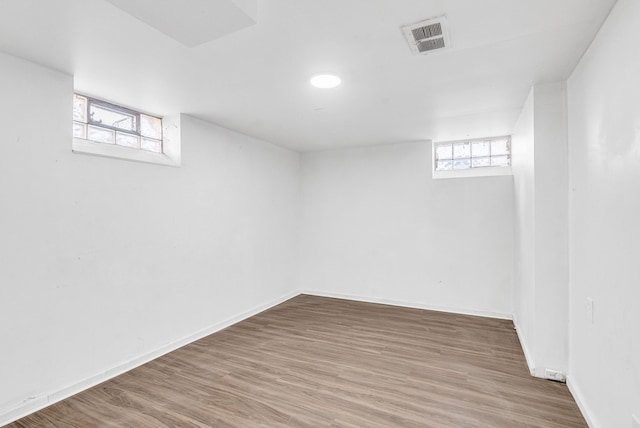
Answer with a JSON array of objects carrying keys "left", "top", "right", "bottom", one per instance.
[
  {"left": 432, "top": 136, "right": 512, "bottom": 180},
  {"left": 87, "top": 97, "right": 141, "bottom": 136},
  {"left": 72, "top": 93, "right": 180, "bottom": 167}
]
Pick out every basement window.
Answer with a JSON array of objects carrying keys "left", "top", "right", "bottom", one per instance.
[
  {"left": 432, "top": 137, "right": 512, "bottom": 179},
  {"left": 72, "top": 94, "right": 180, "bottom": 167}
]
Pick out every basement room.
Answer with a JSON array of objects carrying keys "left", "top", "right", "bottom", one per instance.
[{"left": 0, "top": 0, "right": 638, "bottom": 427}]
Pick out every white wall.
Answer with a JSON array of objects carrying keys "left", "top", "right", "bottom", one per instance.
[
  {"left": 0, "top": 52, "right": 300, "bottom": 422},
  {"left": 567, "top": 0, "right": 640, "bottom": 426},
  {"left": 533, "top": 82, "right": 569, "bottom": 375},
  {"left": 511, "top": 83, "right": 569, "bottom": 378},
  {"left": 511, "top": 88, "right": 536, "bottom": 367},
  {"left": 298, "top": 142, "right": 514, "bottom": 318}
]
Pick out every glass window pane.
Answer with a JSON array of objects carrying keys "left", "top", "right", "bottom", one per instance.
[
  {"left": 491, "top": 155, "right": 510, "bottom": 167},
  {"left": 89, "top": 103, "right": 137, "bottom": 132},
  {"left": 141, "top": 138, "right": 162, "bottom": 153},
  {"left": 73, "top": 122, "right": 87, "bottom": 139},
  {"left": 435, "top": 159, "right": 452, "bottom": 171},
  {"left": 491, "top": 139, "right": 510, "bottom": 156},
  {"left": 435, "top": 143, "right": 453, "bottom": 160},
  {"left": 116, "top": 132, "right": 140, "bottom": 149},
  {"left": 453, "top": 142, "right": 470, "bottom": 159},
  {"left": 140, "top": 114, "right": 162, "bottom": 140},
  {"left": 471, "top": 141, "right": 490, "bottom": 157},
  {"left": 472, "top": 157, "right": 491, "bottom": 168},
  {"left": 88, "top": 125, "right": 115, "bottom": 144},
  {"left": 73, "top": 95, "right": 87, "bottom": 123},
  {"left": 453, "top": 158, "right": 471, "bottom": 170}
]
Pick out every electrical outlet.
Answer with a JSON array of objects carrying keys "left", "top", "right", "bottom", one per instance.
[
  {"left": 632, "top": 414, "right": 640, "bottom": 428},
  {"left": 544, "top": 369, "right": 566, "bottom": 382},
  {"left": 586, "top": 297, "right": 594, "bottom": 323}
]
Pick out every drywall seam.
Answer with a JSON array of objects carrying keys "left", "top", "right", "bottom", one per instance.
[
  {"left": 0, "top": 290, "right": 300, "bottom": 427},
  {"left": 301, "top": 289, "right": 513, "bottom": 320}
]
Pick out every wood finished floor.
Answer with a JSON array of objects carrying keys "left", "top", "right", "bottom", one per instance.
[{"left": 7, "top": 295, "right": 586, "bottom": 428}]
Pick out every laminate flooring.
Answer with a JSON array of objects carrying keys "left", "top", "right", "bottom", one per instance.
[{"left": 7, "top": 295, "right": 587, "bottom": 427}]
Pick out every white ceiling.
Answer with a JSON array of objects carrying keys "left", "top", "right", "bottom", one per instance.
[
  {"left": 0, "top": 0, "right": 616, "bottom": 151},
  {"left": 102, "top": 0, "right": 257, "bottom": 47}
]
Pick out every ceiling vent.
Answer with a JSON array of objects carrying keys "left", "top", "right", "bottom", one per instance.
[{"left": 402, "top": 16, "right": 450, "bottom": 55}]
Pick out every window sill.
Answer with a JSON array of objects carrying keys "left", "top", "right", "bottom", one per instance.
[
  {"left": 72, "top": 138, "right": 178, "bottom": 167},
  {"left": 432, "top": 166, "right": 512, "bottom": 180}
]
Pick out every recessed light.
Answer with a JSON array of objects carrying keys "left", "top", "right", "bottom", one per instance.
[{"left": 310, "top": 74, "right": 341, "bottom": 89}]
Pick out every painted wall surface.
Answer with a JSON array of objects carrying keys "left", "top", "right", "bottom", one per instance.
[
  {"left": 511, "top": 88, "right": 536, "bottom": 368},
  {"left": 532, "top": 82, "right": 569, "bottom": 375},
  {"left": 567, "top": 0, "right": 640, "bottom": 426},
  {"left": 298, "top": 142, "right": 514, "bottom": 318},
  {"left": 0, "top": 52, "right": 300, "bottom": 418},
  {"left": 511, "top": 83, "right": 569, "bottom": 378}
]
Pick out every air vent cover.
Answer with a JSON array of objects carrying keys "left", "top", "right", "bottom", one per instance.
[{"left": 402, "top": 16, "right": 450, "bottom": 55}]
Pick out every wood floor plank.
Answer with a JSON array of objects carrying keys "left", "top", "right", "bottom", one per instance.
[{"left": 6, "top": 295, "right": 587, "bottom": 427}]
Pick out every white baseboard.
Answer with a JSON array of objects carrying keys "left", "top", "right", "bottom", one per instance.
[
  {"left": 512, "top": 313, "right": 536, "bottom": 376},
  {"left": 300, "top": 289, "right": 513, "bottom": 320},
  {"left": 567, "top": 377, "right": 598, "bottom": 428},
  {"left": 0, "top": 290, "right": 299, "bottom": 427}
]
